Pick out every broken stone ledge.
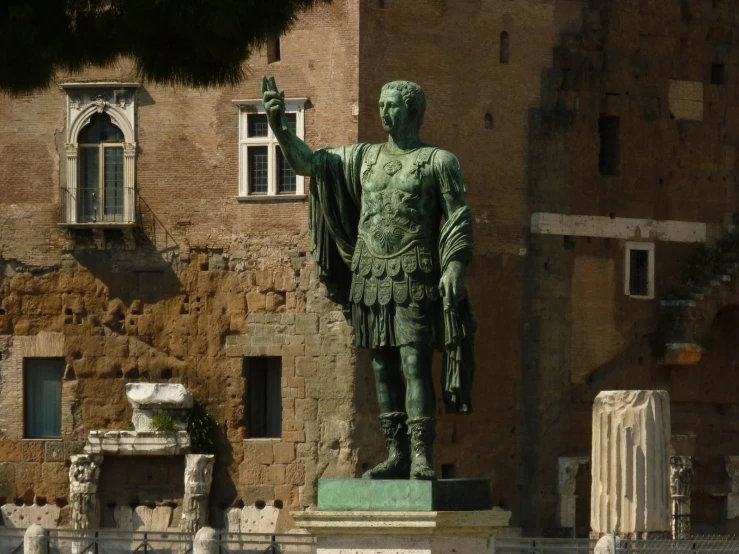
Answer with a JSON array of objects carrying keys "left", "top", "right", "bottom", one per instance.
[{"left": 83, "top": 431, "right": 191, "bottom": 455}]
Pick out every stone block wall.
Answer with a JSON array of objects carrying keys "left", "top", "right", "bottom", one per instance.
[{"left": 0, "top": 0, "right": 361, "bottom": 528}]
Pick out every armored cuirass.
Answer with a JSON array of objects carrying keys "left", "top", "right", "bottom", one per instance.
[{"left": 349, "top": 145, "right": 441, "bottom": 307}]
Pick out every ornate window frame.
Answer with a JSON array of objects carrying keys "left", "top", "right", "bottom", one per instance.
[
  {"left": 232, "top": 98, "right": 307, "bottom": 200},
  {"left": 60, "top": 82, "right": 139, "bottom": 226}
]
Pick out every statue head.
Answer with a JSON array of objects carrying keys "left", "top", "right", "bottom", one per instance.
[{"left": 379, "top": 81, "right": 426, "bottom": 136}]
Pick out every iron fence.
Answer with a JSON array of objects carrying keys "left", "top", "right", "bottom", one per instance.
[
  {"left": 495, "top": 537, "right": 597, "bottom": 554},
  {"left": 0, "top": 529, "right": 24, "bottom": 554},
  {"left": 0, "top": 529, "right": 315, "bottom": 554},
  {"left": 614, "top": 536, "right": 739, "bottom": 553},
  {"left": 494, "top": 536, "right": 739, "bottom": 554}
]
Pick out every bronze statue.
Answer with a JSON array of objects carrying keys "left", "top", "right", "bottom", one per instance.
[{"left": 262, "top": 77, "right": 476, "bottom": 480}]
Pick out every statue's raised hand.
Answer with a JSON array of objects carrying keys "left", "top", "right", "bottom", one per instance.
[{"left": 262, "top": 76, "right": 286, "bottom": 131}]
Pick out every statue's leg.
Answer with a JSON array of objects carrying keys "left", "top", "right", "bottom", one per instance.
[
  {"left": 362, "top": 348, "right": 411, "bottom": 479},
  {"left": 372, "top": 347, "right": 405, "bottom": 413},
  {"left": 400, "top": 344, "right": 436, "bottom": 480}
]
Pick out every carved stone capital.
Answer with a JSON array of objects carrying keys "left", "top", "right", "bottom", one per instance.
[
  {"left": 123, "top": 143, "right": 136, "bottom": 156},
  {"left": 69, "top": 454, "right": 103, "bottom": 495},
  {"left": 670, "top": 456, "right": 692, "bottom": 498},
  {"left": 65, "top": 143, "right": 77, "bottom": 157},
  {"left": 184, "top": 454, "right": 215, "bottom": 496}
]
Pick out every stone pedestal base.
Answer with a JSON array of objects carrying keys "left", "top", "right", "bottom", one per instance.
[{"left": 293, "top": 510, "right": 518, "bottom": 554}]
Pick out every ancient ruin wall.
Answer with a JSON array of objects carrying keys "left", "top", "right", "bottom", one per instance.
[{"left": 0, "top": 0, "right": 361, "bottom": 528}]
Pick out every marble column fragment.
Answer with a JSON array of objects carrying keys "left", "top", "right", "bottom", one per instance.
[
  {"left": 725, "top": 456, "right": 739, "bottom": 520},
  {"left": 590, "top": 390, "right": 671, "bottom": 538},
  {"left": 69, "top": 454, "right": 103, "bottom": 530},
  {"left": 558, "top": 457, "right": 589, "bottom": 529},
  {"left": 181, "top": 454, "right": 215, "bottom": 532},
  {"left": 670, "top": 456, "right": 692, "bottom": 539}
]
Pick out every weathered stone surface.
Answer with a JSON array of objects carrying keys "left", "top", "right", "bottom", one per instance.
[
  {"left": 126, "top": 382, "right": 191, "bottom": 405},
  {"left": 24, "top": 524, "right": 47, "bottom": 554},
  {"left": 238, "top": 505, "right": 291, "bottom": 534},
  {"left": 194, "top": 527, "right": 218, "bottom": 554},
  {"left": 591, "top": 391, "right": 671, "bottom": 538},
  {"left": 181, "top": 454, "right": 214, "bottom": 532},
  {"left": 84, "top": 431, "right": 190, "bottom": 455},
  {"left": 557, "top": 457, "right": 588, "bottom": 529},
  {"left": 293, "top": 510, "right": 516, "bottom": 554},
  {"left": 1, "top": 504, "right": 61, "bottom": 528},
  {"left": 69, "top": 454, "right": 102, "bottom": 529}
]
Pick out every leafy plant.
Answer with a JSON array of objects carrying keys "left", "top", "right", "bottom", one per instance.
[
  {"left": 151, "top": 412, "right": 178, "bottom": 433},
  {"left": 186, "top": 401, "right": 218, "bottom": 454}
]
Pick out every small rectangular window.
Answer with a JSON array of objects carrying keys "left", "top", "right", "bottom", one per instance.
[
  {"left": 598, "top": 115, "right": 620, "bottom": 176},
  {"left": 244, "top": 357, "right": 282, "bottom": 438},
  {"left": 248, "top": 146, "right": 269, "bottom": 194},
  {"left": 711, "top": 64, "right": 725, "bottom": 85},
  {"left": 235, "top": 99, "right": 306, "bottom": 197},
  {"left": 625, "top": 242, "right": 654, "bottom": 299},
  {"left": 25, "top": 358, "right": 64, "bottom": 438},
  {"left": 267, "top": 37, "right": 281, "bottom": 64},
  {"left": 629, "top": 250, "right": 649, "bottom": 296},
  {"left": 277, "top": 148, "right": 296, "bottom": 193}
]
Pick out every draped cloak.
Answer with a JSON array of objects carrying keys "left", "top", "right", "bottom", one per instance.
[{"left": 309, "top": 143, "right": 477, "bottom": 414}]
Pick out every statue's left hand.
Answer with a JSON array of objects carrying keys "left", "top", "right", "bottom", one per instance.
[{"left": 439, "top": 261, "right": 467, "bottom": 307}]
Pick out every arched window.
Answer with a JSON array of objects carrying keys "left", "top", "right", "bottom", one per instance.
[
  {"left": 78, "top": 113, "right": 126, "bottom": 223},
  {"left": 500, "top": 31, "right": 510, "bottom": 64},
  {"left": 484, "top": 113, "right": 494, "bottom": 129},
  {"left": 61, "top": 84, "right": 138, "bottom": 229}
]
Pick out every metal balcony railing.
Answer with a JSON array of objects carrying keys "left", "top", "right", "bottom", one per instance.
[{"left": 60, "top": 184, "right": 135, "bottom": 225}]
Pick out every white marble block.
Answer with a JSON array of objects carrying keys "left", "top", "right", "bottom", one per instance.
[
  {"left": 292, "top": 510, "right": 518, "bottom": 554},
  {"left": 126, "top": 383, "right": 193, "bottom": 431},
  {"left": 590, "top": 390, "right": 671, "bottom": 538}
]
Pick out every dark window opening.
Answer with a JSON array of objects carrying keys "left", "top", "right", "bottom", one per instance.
[
  {"left": 248, "top": 146, "right": 269, "bottom": 194},
  {"left": 711, "top": 64, "right": 725, "bottom": 85},
  {"left": 247, "top": 114, "right": 269, "bottom": 138},
  {"left": 244, "top": 357, "right": 282, "bottom": 438},
  {"left": 629, "top": 249, "right": 650, "bottom": 296},
  {"left": 25, "top": 358, "right": 64, "bottom": 438},
  {"left": 441, "top": 464, "right": 457, "bottom": 479},
  {"left": 267, "top": 37, "right": 281, "bottom": 64},
  {"left": 598, "top": 115, "right": 620, "bottom": 176},
  {"left": 500, "top": 31, "right": 510, "bottom": 64},
  {"left": 484, "top": 113, "right": 494, "bottom": 129}
]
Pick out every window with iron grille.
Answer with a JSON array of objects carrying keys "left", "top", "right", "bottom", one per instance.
[
  {"left": 625, "top": 242, "right": 655, "bottom": 299},
  {"left": 234, "top": 99, "right": 306, "bottom": 197}
]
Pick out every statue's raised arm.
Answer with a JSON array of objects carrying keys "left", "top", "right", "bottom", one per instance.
[{"left": 262, "top": 76, "right": 315, "bottom": 177}]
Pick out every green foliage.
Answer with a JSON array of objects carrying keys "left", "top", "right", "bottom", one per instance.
[
  {"left": 151, "top": 411, "right": 178, "bottom": 433},
  {"left": 653, "top": 229, "right": 739, "bottom": 355},
  {"left": 0, "top": 0, "right": 331, "bottom": 94},
  {"left": 186, "top": 401, "right": 217, "bottom": 454}
]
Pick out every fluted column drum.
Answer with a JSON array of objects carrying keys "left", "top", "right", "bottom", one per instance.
[{"left": 590, "top": 390, "right": 671, "bottom": 538}]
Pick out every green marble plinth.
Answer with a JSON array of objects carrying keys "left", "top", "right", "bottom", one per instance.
[{"left": 317, "top": 479, "right": 493, "bottom": 512}]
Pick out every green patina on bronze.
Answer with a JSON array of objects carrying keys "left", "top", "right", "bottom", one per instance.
[
  {"left": 262, "top": 77, "right": 477, "bottom": 481},
  {"left": 317, "top": 479, "right": 493, "bottom": 512}
]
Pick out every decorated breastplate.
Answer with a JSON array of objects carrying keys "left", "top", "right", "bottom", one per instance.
[
  {"left": 358, "top": 189, "right": 425, "bottom": 255},
  {"left": 349, "top": 145, "right": 441, "bottom": 307}
]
